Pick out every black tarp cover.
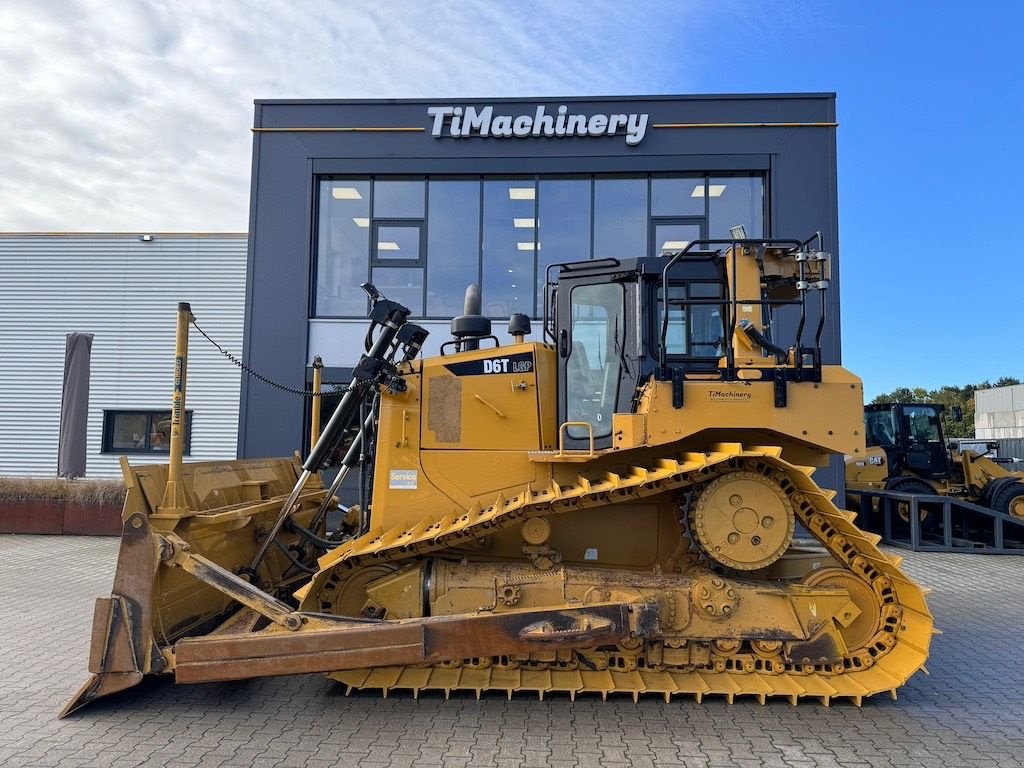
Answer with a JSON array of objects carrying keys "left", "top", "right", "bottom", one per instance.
[{"left": 57, "top": 332, "right": 93, "bottom": 478}]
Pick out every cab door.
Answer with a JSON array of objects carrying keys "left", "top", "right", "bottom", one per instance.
[
  {"left": 557, "top": 278, "right": 637, "bottom": 451},
  {"left": 898, "top": 405, "right": 951, "bottom": 479}
]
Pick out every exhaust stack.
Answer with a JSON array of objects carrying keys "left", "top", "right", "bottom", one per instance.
[{"left": 450, "top": 284, "right": 491, "bottom": 352}]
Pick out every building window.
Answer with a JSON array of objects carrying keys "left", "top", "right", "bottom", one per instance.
[
  {"left": 427, "top": 180, "right": 480, "bottom": 317},
  {"left": 314, "top": 173, "right": 766, "bottom": 321},
  {"left": 652, "top": 220, "right": 704, "bottom": 258},
  {"left": 708, "top": 175, "right": 764, "bottom": 239},
  {"left": 360, "top": 180, "right": 427, "bottom": 315},
  {"left": 370, "top": 266, "right": 424, "bottom": 315},
  {"left": 537, "top": 178, "right": 591, "bottom": 311},
  {"left": 651, "top": 176, "right": 705, "bottom": 217},
  {"left": 373, "top": 222, "right": 422, "bottom": 263},
  {"left": 102, "top": 410, "right": 192, "bottom": 455},
  {"left": 372, "top": 179, "right": 425, "bottom": 218},
  {"left": 593, "top": 177, "right": 648, "bottom": 261},
  {"left": 482, "top": 179, "right": 536, "bottom": 318},
  {"left": 315, "top": 180, "right": 370, "bottom": 317}
]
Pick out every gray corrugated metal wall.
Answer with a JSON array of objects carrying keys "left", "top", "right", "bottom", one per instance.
[
  {"left": 997, "top": 439, "right": 1024, "bottom": 471},
  {"left": 0, "top": 234, "right": 246, "bottom": 477}
]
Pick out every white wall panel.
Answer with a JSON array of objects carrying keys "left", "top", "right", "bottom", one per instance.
[
  {"left": 975, "top": 385, "right": 1024, "bottom": 440},
  {"left": 0, "top": 234, "right": 247, "bottom": 477}
]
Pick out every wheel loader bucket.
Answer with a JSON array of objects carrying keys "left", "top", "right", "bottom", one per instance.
[{"left": 61, "top": 455, "right": 328, "bottom": 717}]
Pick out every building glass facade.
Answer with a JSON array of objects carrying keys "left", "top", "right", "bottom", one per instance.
[{"left": 315, "top": 174, "right": 763, "bottom": 320}]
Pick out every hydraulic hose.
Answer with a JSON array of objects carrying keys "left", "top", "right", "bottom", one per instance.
[{"left": 247, "top": 298, "right": 410, "bottom": 579}]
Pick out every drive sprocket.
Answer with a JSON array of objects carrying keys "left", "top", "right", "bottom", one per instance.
[{"left": 689, "top": 470, "right": 795, "bottom": 570}]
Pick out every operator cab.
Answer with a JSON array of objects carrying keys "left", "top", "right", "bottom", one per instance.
[
  {"left": 547, "top": 236, "right": 829, "bottom": 452},
  {"left": 865, "top": 403, "right": 950, "bottom": 479},
  {"left": 550, "top": 252, "right": 727, "bottom": 450}
]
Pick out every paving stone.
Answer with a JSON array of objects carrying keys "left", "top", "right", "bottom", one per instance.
[{"left": 3, "top": 536, "right": 1024, "bottom": 767}]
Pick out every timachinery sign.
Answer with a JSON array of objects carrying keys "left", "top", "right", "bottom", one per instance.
[{"left": 427, "top": 104, "right": 650, "bottom": 146}]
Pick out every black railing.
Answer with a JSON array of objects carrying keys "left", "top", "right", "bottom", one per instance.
[
  {"left": 853, "top": 489, "right": 1024, "bottom": 554},
  {"left": 657, "top": 237, "right": 814, "bottom": 377}
]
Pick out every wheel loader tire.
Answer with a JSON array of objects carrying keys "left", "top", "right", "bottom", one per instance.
[
  {"left": 885, "top": 477, "right": 934, "bottom": 524},
  {"left": 993, "top": 481, "right": 1024, "bottom": 518},
  {"left": 984, "top": 476, "right": 1020, "bottom": 508}
]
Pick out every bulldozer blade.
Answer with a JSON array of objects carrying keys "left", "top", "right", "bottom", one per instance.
[
  {"left": 60, "top": 456, "right": 332, "bottom": 717},
  {"left": 60, "top": 512, "right": 161, "bottom": 718},
  {"left": 60, "top": 670, "right": 145, "bottom": 719}
]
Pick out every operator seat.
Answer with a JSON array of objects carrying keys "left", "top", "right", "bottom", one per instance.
[
  {"left": 568, "top": 341, "right": 596, "bottom": 401},
  {"left": 870, "top": 421, "right": 893, "bottom": 446}
]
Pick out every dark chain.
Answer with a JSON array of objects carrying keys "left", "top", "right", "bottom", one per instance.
[{"left": 190, "top": 319, "right": 350, "bottom": 398}]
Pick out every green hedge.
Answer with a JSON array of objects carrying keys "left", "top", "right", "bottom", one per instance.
[{"left": 0, "top": 477, "right": 126, "bottom": 505}]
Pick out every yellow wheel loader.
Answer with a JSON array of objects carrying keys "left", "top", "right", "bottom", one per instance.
[
  {"left": 63, "top": 236, "right": 934, "bottom": 716},
  {"left": 846, "top": 402, "right": 1024, "bottom": 518}
]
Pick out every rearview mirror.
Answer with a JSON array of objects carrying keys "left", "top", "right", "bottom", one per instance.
[{"left": 951, "top": 405, "right": 963, "bottom": 422}]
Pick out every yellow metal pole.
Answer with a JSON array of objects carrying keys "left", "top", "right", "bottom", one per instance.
[
  {"left": 158, "top": 301, "right": 192, "bottom": 515},
  {"left": 310, "top": 356, "right": 323, "bottom": 455}
]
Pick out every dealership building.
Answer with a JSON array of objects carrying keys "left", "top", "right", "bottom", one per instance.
[
  {"left": 242, "top": 93, "right": 842, "bottom": 468},
  {"left": 0, "top": 94, "right": 844, "bottom": 483}
]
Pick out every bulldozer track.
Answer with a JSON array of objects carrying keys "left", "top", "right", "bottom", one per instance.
[{"left": 310, "top": 443, "right": 934, "bottom": 705}]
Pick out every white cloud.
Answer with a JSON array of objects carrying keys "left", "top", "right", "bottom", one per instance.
[{"left": 0, "top": 0, "right": 704, "bottom": 232}]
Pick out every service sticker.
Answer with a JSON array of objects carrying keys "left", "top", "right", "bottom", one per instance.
[
  {"left": 389, "top": 469, "right": 418, "bottom": 490},
  {"left": 584, "top": 547, "right": 599, "bottom": 561}
]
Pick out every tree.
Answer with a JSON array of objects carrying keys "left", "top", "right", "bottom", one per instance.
[{"left": 871, "top": 378, "right": 1022, "bottom": 439}]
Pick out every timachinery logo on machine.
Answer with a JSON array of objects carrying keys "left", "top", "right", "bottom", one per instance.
[
  {"left": 707, "top": 389, "right": 753, "bottom": 402},
  {"left": 427, "top": 105, "right": 650, "bottom": 146},
  {"left": 444, "top": 352, "right": 534, "bottom": 377}
]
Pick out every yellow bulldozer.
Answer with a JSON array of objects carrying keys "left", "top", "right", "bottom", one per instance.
[
  {"left": 846, "top": 402, "right": 1024, "bottom": 518},
  {"left": 63, "top": 235, "right": 933, "bottom": 716}
]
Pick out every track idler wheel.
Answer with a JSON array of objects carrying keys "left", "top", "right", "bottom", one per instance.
[
  {"left": 690, "top": 471, "right": 795, "bottom": 570},
  {"left": 801, "top": 567, "right": 881, "bottom": 653},
  {"left": 316, "top": 564, "right": 400, "bottom": 617}
]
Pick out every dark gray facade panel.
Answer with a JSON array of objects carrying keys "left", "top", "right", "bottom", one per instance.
[
  {"left": 240, "top": 130, "right": 317, "bottom": 457},
  {"left": 311, "top": 155, "right": 772, "bottom": 175},
  {"left": 241, "top": 94, "right": 841, "bottom": 466}
]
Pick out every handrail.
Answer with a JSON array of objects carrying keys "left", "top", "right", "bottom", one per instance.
[
  {"left": 658, "top": 238, "right": 801, "bottom": 375},
  {"left": 557, "top": 421, "right": 596, "bottom": 457},
  {"left": 657, "top": 237, "right": 821, "bottom": 378}
]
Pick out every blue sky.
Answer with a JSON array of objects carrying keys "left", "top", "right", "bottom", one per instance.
[
  {"left": 682, "top": 3, "right": 1023, "bottom": 397},
  {"left": 0, "top": 1, "right": 1019, "bottom": 397}
]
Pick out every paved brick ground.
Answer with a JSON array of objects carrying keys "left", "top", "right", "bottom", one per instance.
[{"left": 1, "top": 534, "right": 1022, "bottom": 767}]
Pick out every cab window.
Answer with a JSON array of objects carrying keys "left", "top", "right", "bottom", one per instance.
[
  {"left": 659, "top": 282, "right": 725, "bottom": 358},
  {"left": 903, "top": 406, "right": 942, "bottom": 443},
  {"left": 865, "top": 410, "right": 896, "bottom": 447},
  {"left": 566, "top": 283, "right": 624, "bottom": 439}
]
